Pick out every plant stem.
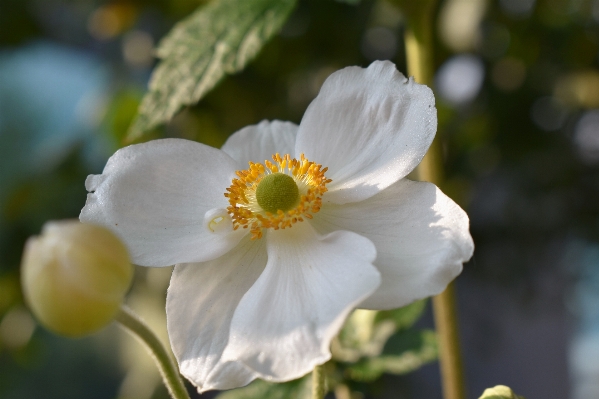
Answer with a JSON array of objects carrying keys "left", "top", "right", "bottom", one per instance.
[
  {"left": 402, "top": 2, "right": 466, "bottom": 399},
  {"left": 312, "top": 364, "right": 326, "bottom": 399},
  {"left": 115, "top": 305, "right": 191, "bottom": 399},
  {"left": 432, "top": 284, "right": 466, "bottom": 399}
]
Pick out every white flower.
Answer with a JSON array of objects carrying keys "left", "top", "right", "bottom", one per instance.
[{"left": 80, "top": 61, "right": 474, "bottom": 392}]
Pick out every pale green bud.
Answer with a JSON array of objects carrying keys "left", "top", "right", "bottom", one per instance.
[
  {"left": 21, "top": 220, "right": 133, "bottom": 337},
  {"left": 479, "top": 385, "right": 525, "bottom": 399}
]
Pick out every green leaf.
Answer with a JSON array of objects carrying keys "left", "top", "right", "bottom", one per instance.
[
  {"left": 333, "top": 309, "right": 394, "bottom": 361},
  {"left": 127, "top": 0, "right": 297, "bottom": 141},
  {"left": 332, "top": 301, "right": 427, "bottom": 362},
  {"left": 216, "top": 376, "right": 311, "bottom": 399},
  {"left": 375, "top": 299, "right": 427, "bottom": 330},
  {"left": 344, "top": 330, "right": 438, "bottom": 382}
]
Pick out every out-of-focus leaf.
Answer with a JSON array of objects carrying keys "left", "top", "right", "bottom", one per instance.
[
  {"left": 375, "top": 299, "right": 427, "bottom": 330},
  {"left": 216, "top": 376, "right": 310, "bottom": 399},
  {"left": 336, "top": 0, "right": 361, "bottom": 4},
  {"left": 0, "top": 273, "right": 20, "bottom": 315},
  {"left": 344, "top": 330, "right": 437, "bottom": 382},
  {"left": 337, "top": 310, "right": 378, "bottom": 350},
  {"left": 127, "top": 0, "right": 297, "bottom": 141},
  {"left": 103, "top": 89, "right": 143, "bottom": 146},
  {"left": 332, "top": 301, "right": 428, "bottom": 362},
  {"left": 333, "top": 309, "right": 395, "bottom": 361}
]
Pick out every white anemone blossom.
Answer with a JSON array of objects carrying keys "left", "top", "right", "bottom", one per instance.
[{"left": 80, "top": 61, "right": 473, "bottom": 392}]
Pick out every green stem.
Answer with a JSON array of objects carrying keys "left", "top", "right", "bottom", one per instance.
[
  {"left": 401, "top": 2, "right": 467, "bottom": 399},
  {"left": 312, "top": 364, "right": 326, "bottom": 399},
  {"left": 115, "top": 306, "right": 190, "bottom": 399},
  {"left": 432, "top": 285, "right": 466, "bottom": 399}
]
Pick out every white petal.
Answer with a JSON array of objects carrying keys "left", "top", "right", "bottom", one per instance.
[
  {"left": 222, "top": 222, "right": 380, "bottom": 381},
  {"left": 311, "top": 179, "right": 473, "bottom": 310},
  {"left": 221, "top": 120, "right": 298, "bottom": 166},
  {"left": 80, "top": 139, "right": 245, "bottom": 266},
  {"left": 167, "top": 236, "right": 266, "bottom": 392},
  {"left": 295, "top": 61, "right": 437, "bottom": 204}
]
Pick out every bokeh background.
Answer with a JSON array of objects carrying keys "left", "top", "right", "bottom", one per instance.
[{"left": 1, "top": 0, "right": 599, "bottom": 398}]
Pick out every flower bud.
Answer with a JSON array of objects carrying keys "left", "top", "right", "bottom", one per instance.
[
  {"left": 21, "top": 220, "right": 133, "bottom": 337},
  {"left": 479, "top": 385, "right": 525, "bottom": 399}
]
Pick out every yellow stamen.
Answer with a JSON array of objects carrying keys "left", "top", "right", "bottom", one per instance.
[{"left": 224, "top": 153, "right": 332, "bottom": 240}]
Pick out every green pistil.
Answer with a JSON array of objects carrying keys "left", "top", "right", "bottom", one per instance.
[{"left": 256, "top": 173, "right": 300, "bottom": 214}]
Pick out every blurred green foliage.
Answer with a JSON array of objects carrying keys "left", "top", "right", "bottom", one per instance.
[
  {"left": 217, "top": 376, "right": 311, "bottom": 399},
  {"left": 0, "top": 0, "right": 597, "bottom": 398},
  {"left": 216, "top": 301, "right": 434, "bottom": 398}
]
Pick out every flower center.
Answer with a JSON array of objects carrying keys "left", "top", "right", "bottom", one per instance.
[
  {"left": 256, "top": 173, "right": 300, "bottom": 214},
  {"left": 225, "top": 153, "right": 331, "bottom": 240}
]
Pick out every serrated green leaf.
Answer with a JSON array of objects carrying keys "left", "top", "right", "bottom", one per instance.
[
  {"left": 344, "top": 330, "right": 437, "bottom": 382},
  {"left": 216, "top": 376, "right": 311, "bottom": 399},
  {"left": 127, "top": 0, "right": 297, "bottom": 141}
]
